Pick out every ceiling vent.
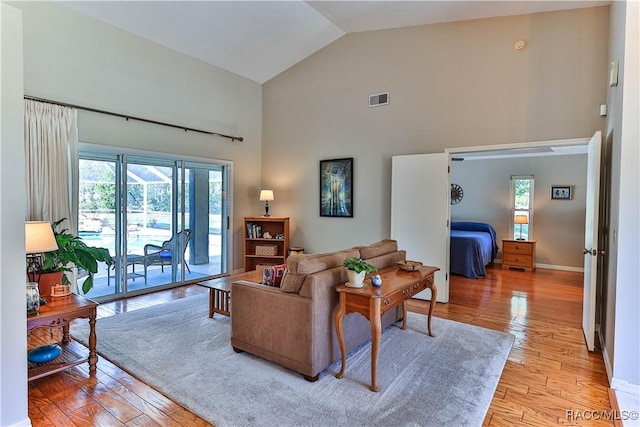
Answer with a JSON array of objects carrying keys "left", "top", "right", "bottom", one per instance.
[{"left": 369, "top": 92, "right": 389, "bottom": 108}]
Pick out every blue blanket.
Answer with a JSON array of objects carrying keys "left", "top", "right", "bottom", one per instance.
[{"left": 450, "top": 222, "right": 498, "bottom": 279}]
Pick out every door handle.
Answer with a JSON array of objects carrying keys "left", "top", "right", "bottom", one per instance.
[{"left": 583, "top": 248, "right": 597, "bottom": 256}]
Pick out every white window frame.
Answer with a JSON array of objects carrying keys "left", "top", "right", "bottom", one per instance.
[{"left": 510, "top": 175, "right": 534, "bottom": 240}]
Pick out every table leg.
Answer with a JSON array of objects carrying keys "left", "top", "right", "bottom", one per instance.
[
  {"left": 335, "top": 294, "right": 347, "bottom": 380},
  {"left": 370, "top": 298, "right": 382, "bottom": 392},
  {"left": 209, "top": 288, "right": 214, "bottom": 318},
  {"left": 88, "top": 307, "right": 98, "bottom": 375},
  {"left": 62, "top": 323, "right": 70, "bottom": 343},
  {"left": 401, "top": 300, "right": 408, "bottom": 330},
  {"left": 427, "top": 282, "right": 437, "bottom": 337}
]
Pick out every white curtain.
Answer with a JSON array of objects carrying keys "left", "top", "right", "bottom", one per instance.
[
  {"left": 24, "top": 99, "right": 79, "bottom": 291},
  {"left": 24, "top": 99, "right": 78, "bottom": 231}
]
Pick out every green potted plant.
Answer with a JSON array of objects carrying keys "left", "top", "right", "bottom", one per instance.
[
  {"left": 40, "top": 219, "right": 114, "bottom": 295},
  {"left": 343, "top": 256, "right": 376, "bottom": 288}
]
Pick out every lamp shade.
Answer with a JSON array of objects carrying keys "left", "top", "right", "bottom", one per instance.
[
  {"left": 259, "top": 190, "right": 274, "bottom": 201},
  {"left": 514, "top": 215, "right": 529, "bottom": 225},
  {"left": 25, "top": 221, "right": 58, "bottom": 254}
]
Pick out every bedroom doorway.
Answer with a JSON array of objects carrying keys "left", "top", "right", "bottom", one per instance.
[
  {"left": 391, "top": 132, "right": 602, "bottom": 340},
  {"left": 445, "top": 131, "right": 608, "bottom": 351}
]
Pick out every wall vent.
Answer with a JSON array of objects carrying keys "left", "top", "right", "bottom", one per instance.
[{"left": 369, "top": 92, "right": 389, "bottom": 108}]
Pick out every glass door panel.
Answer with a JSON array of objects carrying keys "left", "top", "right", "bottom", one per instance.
[
  {"left": 184, "top": 162, "right": 228, "bottom": 280},
  {"left": 79, "top": 150, "right": 230, "bottom": 301},
  {"left": 78, "top": 158, "right": 119, "bottom": 299},
  {"left": 125, "top": 161, "right": 175, "bottom": 292}
]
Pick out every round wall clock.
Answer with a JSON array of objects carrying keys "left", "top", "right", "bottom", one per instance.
[{"left": 451, "top": 183, "right": 464, "bottom": 205}]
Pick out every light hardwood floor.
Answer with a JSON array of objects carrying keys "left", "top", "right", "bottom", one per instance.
[{"left": 28, "top": 265, "right": 613, "bottom": 426}]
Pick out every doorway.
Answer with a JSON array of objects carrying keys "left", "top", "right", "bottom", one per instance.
[{"left": 78, "top": 151, "right": 230, "bottom": 301}]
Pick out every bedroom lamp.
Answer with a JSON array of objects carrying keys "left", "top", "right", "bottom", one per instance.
[
  {"left": 514, "top": 215, "right": 529, "bottom": 240},
  {"left": 25, "top": 221, "right": 59, "bottom": 282},
  {"left": 259, "top": 190, "right": 274, "bottom": 217}
]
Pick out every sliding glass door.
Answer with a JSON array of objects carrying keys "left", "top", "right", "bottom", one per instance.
[{"left": 78, "top": 151, "right": 229, "bottom": 301}]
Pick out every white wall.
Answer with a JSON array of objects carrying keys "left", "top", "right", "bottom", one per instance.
[
  {"left": 451, "top": 154, "right": 587, "bottom": 268},
  {"left": 0, "top": 4, "right": 30, "bottom": 426},
  {"left": 605, "top": 0, "right": 640, "bottom": 404},
  {"left": 11, "top": 1, "right": 263, "bottom": 271},
  {"left": 262, "top": 7, "right": 609, "bottom": 254}
]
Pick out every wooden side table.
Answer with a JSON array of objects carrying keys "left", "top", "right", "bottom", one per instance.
[
  {"left": 27, "top": 293, "right": 98, "bottom": 381},
  {"left": 502, "top": 239, "right": 536, "bottom": 271},
  {"left": 334, "top": 265, "right": 439, "bottom": 392}
]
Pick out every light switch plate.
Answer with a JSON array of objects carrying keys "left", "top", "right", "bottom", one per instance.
[{"left": 609, "top": 61, "right": 619, "bottom": 87}]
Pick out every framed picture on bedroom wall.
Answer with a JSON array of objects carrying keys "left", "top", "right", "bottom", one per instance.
[
  {"left": 320, "top": 158, "right": 353, "bottom": 217},
  {"left": 551, "top": 185, "right": 573, "bottom": 200}
]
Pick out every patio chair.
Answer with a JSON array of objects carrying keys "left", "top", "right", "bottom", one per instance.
[{"left": 144, "top": 229, "right": 192, "bottom": 277}]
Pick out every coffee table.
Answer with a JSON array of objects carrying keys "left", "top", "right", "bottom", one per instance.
[
  {"left": 334, "top": 265, "right": 439, "bottom": 391},
  {"left": 197, "top": 270, "right": 263, "bottom": 318}
]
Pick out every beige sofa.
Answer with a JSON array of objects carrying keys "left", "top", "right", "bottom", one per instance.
[{"left": 230, "top": 239, "right": 407, "bottom": 381}]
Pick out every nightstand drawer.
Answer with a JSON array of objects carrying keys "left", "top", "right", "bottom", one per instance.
[
  {"left": 503, "top": 253, "right": 533, "bottom": 267},
  {"left": 503, "top": 241, "right": 534, "bottom": 255}
]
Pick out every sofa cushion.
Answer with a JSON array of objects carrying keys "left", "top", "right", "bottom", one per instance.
[
  {"left": 365, "top": 249, "right": 407, "bottom": 270},
  {"left": 280, "top": 248, "right": 359, "bottom": 293},
  {"left": 357, "top": 239, "right": 398, "bottom": 259},
  {"left": 262, "top": 264, "right": 286, "bottom": 287}
]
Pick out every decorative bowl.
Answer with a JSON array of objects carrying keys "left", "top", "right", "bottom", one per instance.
[
  {"left": 396, "top": 260, "right": 423, "bottom": 271},
  {"left": 28, "top": 344, "right": 62, "bottom": 364}
]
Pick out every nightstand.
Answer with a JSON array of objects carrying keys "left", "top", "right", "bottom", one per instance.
[{"left": 502, "top": 239, "right": 536, "bottom": 272}]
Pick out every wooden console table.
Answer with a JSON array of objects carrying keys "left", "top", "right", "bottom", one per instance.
[
  {"left": 27, "top": 294, "right": 98, "bottom": 381},
  {"left": 335, "top": 265, "right": 439, "bottom": 392}
]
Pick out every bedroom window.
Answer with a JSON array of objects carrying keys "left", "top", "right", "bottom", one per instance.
[{"left": 510, "top": 175, "right": 534, "bottom": 240}]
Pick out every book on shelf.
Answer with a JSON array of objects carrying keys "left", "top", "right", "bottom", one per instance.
[{"left": 246, "top": 223, "right": 262, "bottom": 239}]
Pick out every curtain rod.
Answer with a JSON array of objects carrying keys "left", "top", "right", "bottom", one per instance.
[{"left": 24, "top": 95, "right": 243, "bottom": 142}]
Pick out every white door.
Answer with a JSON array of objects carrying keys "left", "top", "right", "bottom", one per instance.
[
  {"left": 391, "top": 153, "right": 450, "bottom": 302},
  {"left": 582, "top": 131, "right": 602, "bottom": 351}
]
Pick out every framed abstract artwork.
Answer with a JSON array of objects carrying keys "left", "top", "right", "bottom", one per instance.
[{"left": 320, "top": 158, "right": 353, "bottom": 217}]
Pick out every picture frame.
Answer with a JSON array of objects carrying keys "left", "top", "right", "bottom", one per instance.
[
  {"left": 320, "top": 158, "right": 353, "bottom": 217},
  {"left": 551, "top": 185, "right": 573, "bottom": 200}
]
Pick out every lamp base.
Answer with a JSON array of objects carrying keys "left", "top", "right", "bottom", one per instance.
[{"left": 263, "top": 201, "right": 270, "bottom": 217}]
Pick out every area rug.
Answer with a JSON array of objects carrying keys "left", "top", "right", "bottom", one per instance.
[{"left": 71, "top": 295, "right": 513, "bottom": 427}]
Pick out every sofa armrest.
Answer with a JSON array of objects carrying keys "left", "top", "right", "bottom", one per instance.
[{"left": 230, "top": 281, "right": 315, "bottom": 373}]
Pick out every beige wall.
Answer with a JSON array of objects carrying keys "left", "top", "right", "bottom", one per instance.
[
  {"left": 12, "top": 1, "right": 263, "bottom": 270},
  {"left": 1, "top": 4, "right": 29, "bottom": 425},
  {"left": 451, "top": 154, "right": 587, "bottom": 268},
  {"left": 603, "top": 0, "right": 639, "bottom": 394},
  {"left": 263, "top": 7, "right": 609, "bottom": 254}
]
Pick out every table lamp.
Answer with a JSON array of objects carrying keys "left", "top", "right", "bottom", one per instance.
[
  {"left": 514, "top": 215, "right": 529, "bottom": 240},
  {"left": 260, "top": 190, "right": 274, "bottom": 217},
  {"left": 25, "top": 221, "right": 59, "bottom": 282}
]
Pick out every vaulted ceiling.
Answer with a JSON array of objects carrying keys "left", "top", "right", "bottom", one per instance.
[{"left": 58, "top": 1, "right": 609, "bottom": 84}]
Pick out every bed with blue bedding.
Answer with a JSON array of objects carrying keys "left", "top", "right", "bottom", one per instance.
[{"left": 450, "top": 222, "right": 499, "bottom": 279}]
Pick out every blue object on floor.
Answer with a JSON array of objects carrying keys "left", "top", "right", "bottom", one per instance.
[{"left": 28, "top": 344, "right": 62, "bottom": 364}]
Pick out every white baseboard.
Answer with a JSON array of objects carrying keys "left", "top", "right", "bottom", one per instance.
[
  {"left": 611, "top": 378, "right": 640, "bottom": 396},
  {"left": 599, "top": 327, "right": 614, "bottom": 383},
  {"left": 535, "top": 263, "right": 584, "bottom": 272},
  {"left": 495, "top": 259, "right": 583, "bottom": 272},
  {"left": 610, "top": 382, "right": 640, "bottom": 427},
  {"left": 8, "top": 418, "right": 31, "bottom": 427}
]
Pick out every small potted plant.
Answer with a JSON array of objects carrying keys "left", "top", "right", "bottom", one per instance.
[
  {"left": 343, "top": 257, "right": 376, "bottom": 288},
  {"left": 39, "top": 219, "right": 114, "bottom": 295}
]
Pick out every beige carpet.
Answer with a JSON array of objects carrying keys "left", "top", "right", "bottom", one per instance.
[{"left": 72, "top": 295, "right": 513, "bottom": 427}]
